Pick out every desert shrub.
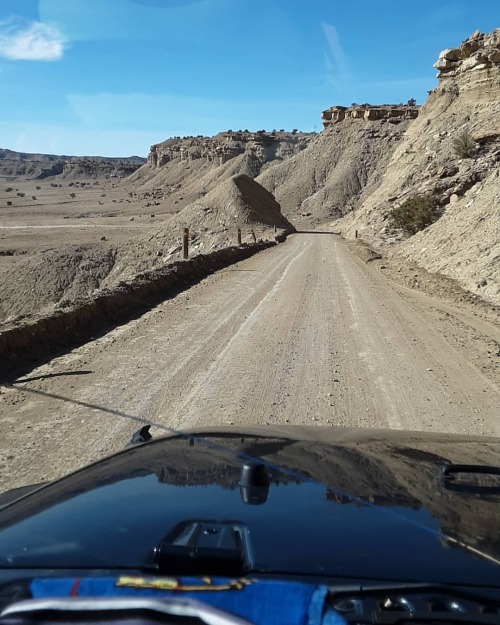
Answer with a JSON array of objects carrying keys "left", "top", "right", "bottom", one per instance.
[
  {"left": 50, "top": 183, "right": 58, "bottom": 187},
  {"left": 452, "top": 128, "right": 476, "bottom": 158},
  {"left": 5, "top": 187, "right": 13, "bottom": 192},
  {"left": 70, "top": 192, "right": 76, "bottom": 198},
  {"left": 17, "top": 192, "right": 25, "bottom": 197},
  {"left": 389, "top": 194, "right": 440, "bottom": 236},
  {"left": 36, "top": 186, "right": 41, "bottom": 190},
  {"left": 7, "top": 201, "right": 12, "bottom": 206},
  {"left": 32, "top": 196, "right": 36, "bottom": 200}
]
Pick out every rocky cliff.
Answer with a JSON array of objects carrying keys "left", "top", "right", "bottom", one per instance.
[{"left": 337, "top": 29, "right": 500, "bottom": 304}]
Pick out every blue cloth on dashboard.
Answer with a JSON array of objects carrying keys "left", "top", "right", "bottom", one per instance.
[{"left": 30, "top": 577, "right": 346, "bottom": 625}]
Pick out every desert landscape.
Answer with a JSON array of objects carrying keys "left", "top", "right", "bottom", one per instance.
[{"left": 0, "top": 29, "right": 499, "bottom": 491}]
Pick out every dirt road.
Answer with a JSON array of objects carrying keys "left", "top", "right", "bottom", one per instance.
[{"left": 1, "top": 234, "right": 499, "bottom": 490}]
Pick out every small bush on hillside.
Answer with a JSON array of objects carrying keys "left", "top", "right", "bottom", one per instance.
[
  {"left": 5, "top": 187, "right": 13, "bottom": 192},
  {"left": 389, "top": 194, "right": 440, "bottom": 236},
  {"left": 452, "top": 128, "right": 476, "bottom": 158}
]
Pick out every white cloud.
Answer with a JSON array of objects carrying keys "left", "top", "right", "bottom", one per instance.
[{"left": 0, "top": 19, "right": 66, "bottom": 61}]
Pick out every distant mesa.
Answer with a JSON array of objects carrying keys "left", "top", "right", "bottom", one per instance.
[{"left": 0, "top": 149, "right": 146, "bottom": 180}]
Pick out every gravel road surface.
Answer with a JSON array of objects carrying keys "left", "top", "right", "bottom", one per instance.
[{"left": 1, "top": 233, "right": 499, "bottom": 490}]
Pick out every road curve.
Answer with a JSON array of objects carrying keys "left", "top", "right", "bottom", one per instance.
[{"left": 1, "top": 234, "right": 499, "bottom": 490}]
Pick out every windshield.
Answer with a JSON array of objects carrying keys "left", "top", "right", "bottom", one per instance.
[{"left": 0, "top": 0, "right": 500, "bottom": 591}]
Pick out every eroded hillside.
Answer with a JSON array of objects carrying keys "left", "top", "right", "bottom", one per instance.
[
  {"left": 337, "top": 29, "right": 500, "bottom": 304},
  {"left": 256, "top": 106, "right": 417, "bottom": 226},
  {"left": 130, "top": 130, "right": 314, "bottom": 200}
]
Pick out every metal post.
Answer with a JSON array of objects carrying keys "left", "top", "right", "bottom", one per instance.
[
  {"left": 183, "top": 227, "right": 189, "bottom": 259},
  {"left": 237, "top": 228, "right": 242, "bottom": 245}
]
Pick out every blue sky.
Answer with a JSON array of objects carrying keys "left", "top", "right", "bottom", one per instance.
[{"left": 0, "top": 0, "right": 498, "bottom": 156}]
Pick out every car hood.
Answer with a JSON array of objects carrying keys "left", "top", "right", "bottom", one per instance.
[{"left": 0, "top": 426, "right": 499, "bottom": 586}]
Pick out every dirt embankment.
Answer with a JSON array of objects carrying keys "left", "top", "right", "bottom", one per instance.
[{"left": 0, "top": 240, "right": 281, "bottom": 381}]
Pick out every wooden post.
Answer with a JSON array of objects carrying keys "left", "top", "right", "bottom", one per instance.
[
  {"left": 237, "top": 228, "right": 242, "bottom": 245},
  {"left": 355, "top": 230, "right": 358, "bottom": 239},
  {"left": 183, "top": 227, "right": 189, "bottom": 259},
  {"left": 251, "top": 230, "right": 256, "bottom": 242}
]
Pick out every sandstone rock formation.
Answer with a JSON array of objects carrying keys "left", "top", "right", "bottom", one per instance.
[
  {"left": 433, "top": 29, "right": 500, "bottom": 76},
  {"left": 322, "top": 104, "right": 419, "bottom": 129}
]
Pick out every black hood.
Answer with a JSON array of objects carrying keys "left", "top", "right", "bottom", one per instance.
[{"left": 0, "top": 426, "right": 499, "bottom": 587}]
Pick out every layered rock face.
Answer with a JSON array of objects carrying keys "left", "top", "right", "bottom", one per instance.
[
  {"left": 338, "top": 29, "right": 500, "bottom": 303},
  {"left": 131, "top": 130, "right": 313, "bottom": 199},
  {"left": 322, "top": 104, "right": 419, "bottom": 129},
  {"left": 147, "top": 131, "right": 311, "bottom": 169}
]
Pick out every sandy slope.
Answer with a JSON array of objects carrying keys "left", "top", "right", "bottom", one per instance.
[{"left": 1, "top": 233, "right": 498, "bottom": 492}]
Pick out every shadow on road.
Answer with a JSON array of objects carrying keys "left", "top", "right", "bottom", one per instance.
[
  {"left": 2, "top": 383, "right": 174, "bottom": 434},
  {"left": 11, "top": 371, "right": 94, "bottom": 384},
  {"left": 295, "top": 231, "right": 341, "bottom": 235}
]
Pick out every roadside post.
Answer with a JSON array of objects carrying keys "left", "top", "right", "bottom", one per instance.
[
  {"left": 237, "top": 228, "right": 242, "bottom": 245},
  {"left": 183, "top": 227, "right": 189, "bottom": 259}
]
